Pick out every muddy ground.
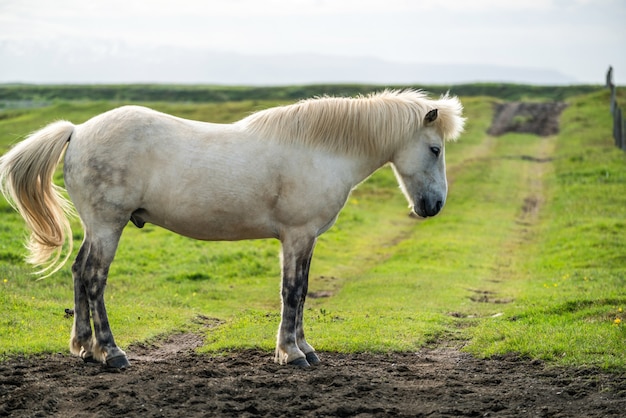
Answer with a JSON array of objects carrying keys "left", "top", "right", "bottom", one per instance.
[
  {"left": 488, "top": 101, "right": 568, "bottom": 137},
  {"left": 1, "top": 331, "right": 625, "bottom": 417}
]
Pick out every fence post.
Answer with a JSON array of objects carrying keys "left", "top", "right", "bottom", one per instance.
[
  {"left": 614, "top": 107, "right": 623, "bottom": 149},
  {"left": 617, "top": 107, "right": 625, "bottom": 150},
  {"left": 605, "top": 66, "right": 625, "bottom": 152},
  {"left": 610, "top": 84, "right": 616, "bottom": 115},
  {"left": 622, "top": 116, "right": 626, "bottom": 151},
  {"left": 622, "top": 118, "right": 626, "bottom": 151}
]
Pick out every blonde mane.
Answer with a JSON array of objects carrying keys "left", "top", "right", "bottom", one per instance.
[{"left": 239, "top": 90, "right": 465, "bottom": 156}]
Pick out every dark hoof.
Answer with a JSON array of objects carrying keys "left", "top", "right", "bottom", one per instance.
[
  {"left": 288, "top": 357, "right": 310, "bottom": 368},
  {"left": 106, "top": 355, "right": 130, "bottom": 369},
  {"left": 305, "top": 352, "right": 321, "bottom": 365}
]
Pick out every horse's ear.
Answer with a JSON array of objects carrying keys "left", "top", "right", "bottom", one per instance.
[{"left": 424, "top": 109, "right": 438, "bottom": 125}]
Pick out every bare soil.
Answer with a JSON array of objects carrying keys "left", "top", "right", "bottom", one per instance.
[
  {"left": 1, "top": 332, "right": 625, "bottom": 417},
  {"left": 488, "top": 101, "right": 568, "bottom": 137}
]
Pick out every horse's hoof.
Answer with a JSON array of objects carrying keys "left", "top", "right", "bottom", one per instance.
[
  {"left": 106, "top": 355, "right": 130, "bottom": 369},
  {"left": 305, "top": 352, "right": 321, "bottom": 365},
  {"left": 288, "top": 357, "right": 311, "bottom": 368}
]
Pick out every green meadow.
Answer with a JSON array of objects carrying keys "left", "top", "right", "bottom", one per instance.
[{"left": 0, "top": 86, "right": 624, "bottom": 370}]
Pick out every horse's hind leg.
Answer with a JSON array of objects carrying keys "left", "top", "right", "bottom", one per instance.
[
  {"left": 69, "top": 227, "right": 128, "bottom": 368},
  {"left": 70, "top": 244, "right": 97, "bottom": 362}
]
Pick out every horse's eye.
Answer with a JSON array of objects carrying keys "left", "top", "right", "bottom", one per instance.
[{"left": 430, "top": 146, "right": 441, "bottom": 157}]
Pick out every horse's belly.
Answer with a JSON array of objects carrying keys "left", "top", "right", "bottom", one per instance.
[{"left": 134, "top": 207, "right": 276, "bottom": 241}]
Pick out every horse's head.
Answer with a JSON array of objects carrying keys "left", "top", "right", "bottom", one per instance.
[{"left": 391, "top": 108, "right": 451, "bottom": 218}]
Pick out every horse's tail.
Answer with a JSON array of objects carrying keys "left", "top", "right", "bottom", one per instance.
[{"left": 0, "top": 121, "right": 75, "bottom": 276}]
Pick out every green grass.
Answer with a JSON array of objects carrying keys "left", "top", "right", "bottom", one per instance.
[
  {"left": 1, "top": 88, "right": 624, "bottom": 370},
  {"left": 465, "top": 90, "right": 626, "bottom": 368}
]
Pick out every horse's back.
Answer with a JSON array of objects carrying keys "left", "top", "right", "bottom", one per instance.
[
  {"left": 75, "top": 105, "right": 224, "bottom": 144},
  {"left": 66, "top": 105, "right": 241, "bottom": 177}
]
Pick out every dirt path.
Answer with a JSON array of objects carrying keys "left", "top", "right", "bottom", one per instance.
[
  {"left": 1, "top": 334, "right": 625, "bottom": 417},
  {"left": 488, "top": 101, "right": 568, "bottom": 137}
]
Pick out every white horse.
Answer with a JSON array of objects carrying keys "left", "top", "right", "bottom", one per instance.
[{"left": 0, "top": 90, "right": 464, "bottom": 368}]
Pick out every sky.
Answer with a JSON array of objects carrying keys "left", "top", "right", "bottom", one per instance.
[{"left": 0, "top": 0, "right": 625, "bottom": 85}]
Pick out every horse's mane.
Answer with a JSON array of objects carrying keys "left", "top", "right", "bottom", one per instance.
[{"left": 239, "top": 90, "right": 465, "bottom": 156}]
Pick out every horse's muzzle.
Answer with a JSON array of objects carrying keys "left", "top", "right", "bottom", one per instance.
[{"left": 413, "top": 198, "right": 443, "bottom": 218}]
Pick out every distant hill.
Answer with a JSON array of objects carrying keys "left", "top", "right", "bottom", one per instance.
[
  {"left": 0, "top": 83, "right": 601, "bottom": 105},
  {"left": 0, "top": 39, "right": 578, "bottom": 86}
]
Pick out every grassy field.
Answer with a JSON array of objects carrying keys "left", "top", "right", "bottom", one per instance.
[{"left": 0, "top": 87, "right": 624, "bottom": 370}]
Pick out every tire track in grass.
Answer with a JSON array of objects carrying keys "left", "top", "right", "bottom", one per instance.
[
  {"left": 486, "top": 136, "right": 556, "bottom": 303},
  {"left": 451, "top": 100, "right": 564, "bottom": 315},
  {"left": 441, "top": 132, "right": 556, "bottom": 318}
]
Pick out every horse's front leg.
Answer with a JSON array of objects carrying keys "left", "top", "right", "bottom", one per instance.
[
  {"left": 276, "top": 234, "right": 318, "bottom": 366},
  {"left": 295, "top": 255, "right": 320, "bottom": 365}
]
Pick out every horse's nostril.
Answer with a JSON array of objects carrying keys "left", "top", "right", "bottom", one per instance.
[{"left": 419, "top": 199, "right": 427, "bottom": 215}]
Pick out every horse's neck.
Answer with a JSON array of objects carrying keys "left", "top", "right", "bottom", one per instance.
[
  {"left": 355, "top": 154, "right": 391, "bottom": 183},
  {"left": 322, "top": 147, "right": 389, "bottom": 187}
]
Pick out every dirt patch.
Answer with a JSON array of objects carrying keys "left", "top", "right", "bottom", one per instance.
[
  {"left": 1, "top": 336, "right": 625, "bottom": 417},
  {"left": 520, "top": 195, "right": 542, "bottom": 219},
  {"left": 467, "top": 289, "right": 514, "bottom": 305},
  {"left": 488, "top": 101, "right": 568, "bottom": 136}
]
